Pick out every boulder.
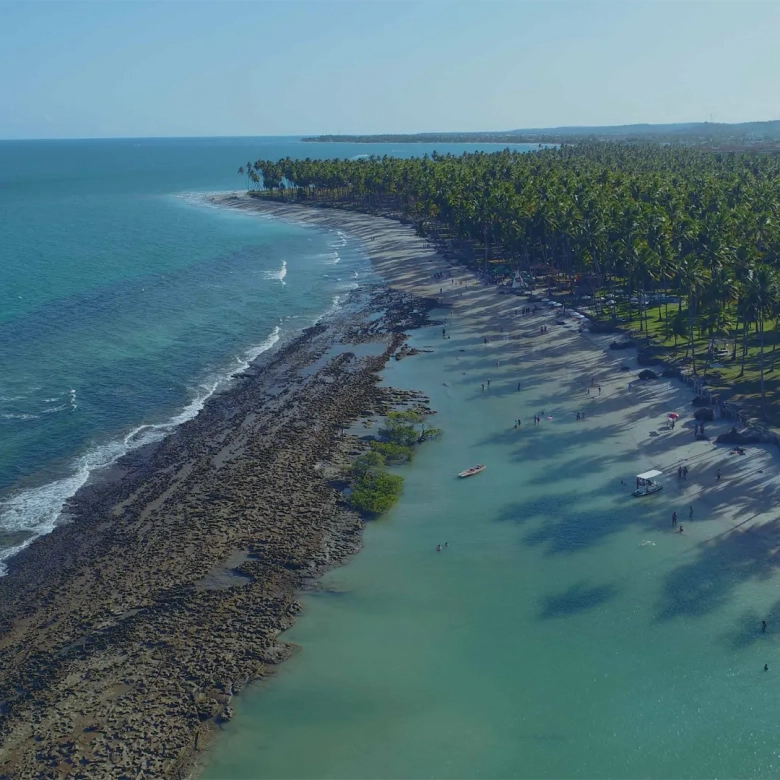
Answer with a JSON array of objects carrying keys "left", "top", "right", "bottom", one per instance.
[
  {"left": 694, "top": 407, "right": 714, "bottom": 421},
  {"left": 609, "top": 340, "right": 636, "bottom": 350},
  {"left": 638, "top": 369, "right": 658, "bottom": 380},
  {"left": 691, "top": 396, "right": 709, "bottom": 407}
]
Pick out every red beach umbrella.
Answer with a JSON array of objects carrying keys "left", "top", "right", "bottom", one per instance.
[{"left": 668, "top": 413, "right": 680, "bottom": 420}]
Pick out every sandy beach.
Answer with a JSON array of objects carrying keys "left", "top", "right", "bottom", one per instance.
[{"left": 4, "top": 195, "right": 780, "bottom": 779}]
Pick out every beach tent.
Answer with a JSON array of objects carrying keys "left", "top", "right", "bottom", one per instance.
[{"left": 636, "top": 470, "right": 662, "bottom": 481}]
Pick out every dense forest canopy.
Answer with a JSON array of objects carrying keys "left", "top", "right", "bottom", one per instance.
[{"left": 239, "top": 144, "right": 780, "bottom": 415}]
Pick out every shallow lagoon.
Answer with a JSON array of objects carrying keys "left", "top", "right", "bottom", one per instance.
[{"left": 206, "top": 308, "right": 780, "bottom": 779}]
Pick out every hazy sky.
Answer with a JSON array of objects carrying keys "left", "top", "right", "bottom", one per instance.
[{"left": 1, "top": 1, "right": 778, "bottom": 139}]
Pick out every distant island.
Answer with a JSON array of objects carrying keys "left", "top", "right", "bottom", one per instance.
[{"left": 303, "top": 120, "right": 780, "bottom": 151}]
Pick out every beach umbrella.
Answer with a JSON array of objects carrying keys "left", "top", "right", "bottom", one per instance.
[{"left": 668, "top": 413, "right": 680, "bottom": 420}]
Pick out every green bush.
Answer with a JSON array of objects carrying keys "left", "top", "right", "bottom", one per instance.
[
  {"left": 350, "top": 471, "right": 404, "bottom": 515},
  {"left": 380, "top": 410, "right": 425, "bottom": 447},
  {"left": 369, "top": 440, "right": 414, "bottom": 463},
  {"left": 351, "top": 451, "right": 386, "bottom": 478},
  {"left": 348, "top": 409, "right": 442, "bottom": 516}
]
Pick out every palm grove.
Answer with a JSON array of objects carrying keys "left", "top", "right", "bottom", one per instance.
[{"left": 239, "top": 144, "right": 780, "bottom": 419}]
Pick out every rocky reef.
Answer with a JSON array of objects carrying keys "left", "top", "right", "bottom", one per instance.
[{"left": 0, "top": 286, "right": 435, "bottom": 779}]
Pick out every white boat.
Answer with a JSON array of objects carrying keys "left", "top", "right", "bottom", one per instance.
[
  {"left": 633, "top": 469, "right": 663, "bottom": 496},
  {"left": 458, "top": 464, "right": 485, "bottom": 478}
]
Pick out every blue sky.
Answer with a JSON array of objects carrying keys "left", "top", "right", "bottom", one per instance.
[{"left": 1, "top": 1, "right": 778, "bottom": 139}]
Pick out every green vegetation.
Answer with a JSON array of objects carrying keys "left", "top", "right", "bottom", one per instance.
[
  {"left": 349, "top": 457, "right": 404, "bottom": 515},
  {"left": 368, "top": 441, "right": 414, "bottom": 464},
  {"left": 301, "top": 121, "right": 780, "bottom": 151},
  {"left": 240, "top": 144, "right": 780, "bottom": 422},
  {"left": 349, "top": 409, "right": 443, "bottom": 515}
]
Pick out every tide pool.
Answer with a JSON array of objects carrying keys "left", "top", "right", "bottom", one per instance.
[{"left": 205, "top": 310, "right": 780, "bottom": 779}]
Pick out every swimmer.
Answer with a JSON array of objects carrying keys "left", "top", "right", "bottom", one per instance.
[
  {"left": 679, "top": 525, "right": 684, "bottom": 534},
  {"left": 444, "top": 542, "right": 449, "bottom": 548},
  {"left": 436, "top": 544, "right": 442, "bottom": 552},
  {"left": 766, "top": 664, "right": 770, "bottom": 671}
]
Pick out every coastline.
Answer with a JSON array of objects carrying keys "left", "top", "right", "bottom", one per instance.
[
  {"left": 205, "top": 199, "right": 780, "bottom": 780},
  {"left": 0, "top": 245, "right": 438, "bottom": 779},
  {"left": 5, "top": 194, "right": 780, "bottom": 779}
]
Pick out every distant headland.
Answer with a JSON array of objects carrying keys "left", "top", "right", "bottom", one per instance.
[{"left": 303, "top": 120, "right": 780, "bottom": 151}]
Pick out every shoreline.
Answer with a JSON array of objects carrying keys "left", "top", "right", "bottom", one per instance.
[
  {"left": 205, "top": 200, "right": 780, "bottom": 779},
  {"left": 5, "top": 195, "right": 776, "bottom": 779},
  {"left": 0, "top": 253, "right": 439, "bottom": 778}
]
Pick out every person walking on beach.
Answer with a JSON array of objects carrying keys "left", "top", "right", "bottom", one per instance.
[
  {"left": 689, "top": 505, "right": 694, "bottom": 519},
  {"left": 678, "top": 466, "right": 683, "bottom": 480},
  {"left": 517, "top": 381, "right": 522, "bottom": 391},
  {"left": 598, "top": 385, "right": 602, "bottom": 395},
  {"left": 683, "top": 466, "right": 688, "bottom": 479},
  {"left": 672, "top": 511, "right": 677, "bottom": 527},
  {"left": 716, "top": 468, "right": 722, "bottom": 482}
]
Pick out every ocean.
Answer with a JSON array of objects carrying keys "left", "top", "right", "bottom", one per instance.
[{"left": 0, "top": 137, "right": 539, "bottom": 570}]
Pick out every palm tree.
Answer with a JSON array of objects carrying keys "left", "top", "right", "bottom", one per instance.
[
  {"left": 745, "top": 265, "right": 780, "bottom": 414},
  {"left": 677, "top": 255, "right": 709, "bottom": 374}
]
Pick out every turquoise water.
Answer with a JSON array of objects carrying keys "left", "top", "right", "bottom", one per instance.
[
  {"left": 0, "top": 137, "right": 540, "bottom": 569},
  {"left": 206, "top": 314, "right": 780, "bottom": 779}
]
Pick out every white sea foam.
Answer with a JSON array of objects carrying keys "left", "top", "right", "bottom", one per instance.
[
  {"left": 265, "top": 260, "right": 287, "bottom": 284},
  {"left": 0, "top": 413, "right": 39, "bottom": 421},
  {"left": 0, "top": 324, "right": 283, "bottom": 576}
]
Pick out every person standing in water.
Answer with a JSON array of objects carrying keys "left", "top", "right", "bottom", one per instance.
[
  {"left": 672, "top": 512, "right": 677, "bottom": 527},
  {"left": 762, "top": 620, "right": 768, "bottom": 633}
]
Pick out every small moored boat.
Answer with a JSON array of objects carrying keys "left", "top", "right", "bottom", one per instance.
[{"left": 458, "top": 464, "right": 485, "bottom": 478}]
